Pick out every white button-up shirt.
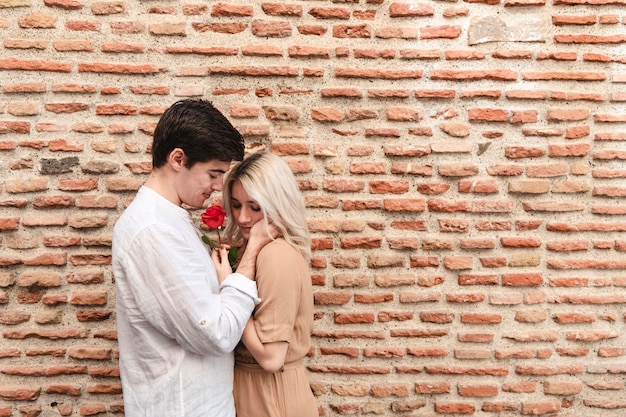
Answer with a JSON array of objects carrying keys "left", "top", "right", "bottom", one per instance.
[{"left": 112, "top": 186, "right": 259, "bottom": 417}]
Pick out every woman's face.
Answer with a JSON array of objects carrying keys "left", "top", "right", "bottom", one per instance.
[{"left": 230, "top": 181, "right": 265, "bottom": 240}]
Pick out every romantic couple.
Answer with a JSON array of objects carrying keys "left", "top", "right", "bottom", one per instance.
[{"left": 112, "top": 99, "right": 319, "bottom": 417}]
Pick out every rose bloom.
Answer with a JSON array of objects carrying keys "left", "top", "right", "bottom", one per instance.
[{"left": 201, "top": 205, "right": 226, "bottom": 230}]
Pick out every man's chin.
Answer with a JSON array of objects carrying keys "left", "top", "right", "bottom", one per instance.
[{"left": 181, "top": 199, "right": 205, "bottom": 210}]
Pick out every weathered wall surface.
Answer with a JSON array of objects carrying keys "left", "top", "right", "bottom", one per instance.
[{"left": 1, "top": 0, "right": 625, "bottom": 416}]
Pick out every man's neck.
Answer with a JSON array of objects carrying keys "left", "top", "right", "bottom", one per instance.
[{"left": 144, "top": 170, "right": 181, "bottom": 206}]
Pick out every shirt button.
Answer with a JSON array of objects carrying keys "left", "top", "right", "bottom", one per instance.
[{"left": 200, "top": 320, "right": 206, "bottom": 326}]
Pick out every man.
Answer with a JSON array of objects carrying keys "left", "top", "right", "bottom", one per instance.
[{"left": 112, "top": 99, "right": 270, "bottom": 416}]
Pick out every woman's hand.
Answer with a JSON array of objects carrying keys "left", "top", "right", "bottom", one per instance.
[{"left": 211, "top": 245, "right": 233, "bottom": 284}]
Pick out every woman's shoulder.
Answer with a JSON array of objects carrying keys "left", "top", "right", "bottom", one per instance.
[
  {"left": 260, "top": 237, "right": 292, "bottom": 251},
  {"left": 256, "top": 238, "right": 309, "bottom": 282},
  {"left": 258, "top": 238, "right": 300, "bottom": 259}
]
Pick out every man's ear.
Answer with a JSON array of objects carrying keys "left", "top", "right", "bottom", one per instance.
[{"left": 168, "top": 148, "right": 186, "bottom": 172}]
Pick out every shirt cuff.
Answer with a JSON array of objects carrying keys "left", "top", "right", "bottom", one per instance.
[{"left": 221, "top": 273, "right": 261, "bottom": 305}]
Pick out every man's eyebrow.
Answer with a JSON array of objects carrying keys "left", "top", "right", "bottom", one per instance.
[{"left": 209, "top": 169, "right": 227, "bottom": 174}]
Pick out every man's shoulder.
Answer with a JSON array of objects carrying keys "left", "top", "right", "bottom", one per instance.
[
  {"left": 116, "top": 195, "right": 153, "bottom": 228},
  {"left": 113, "top": 192, "right": 165, "bottom": 243}
]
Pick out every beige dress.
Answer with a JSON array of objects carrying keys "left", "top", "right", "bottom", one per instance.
[{"left": 233, "top": 239, "right": 318, "bottom": 417}]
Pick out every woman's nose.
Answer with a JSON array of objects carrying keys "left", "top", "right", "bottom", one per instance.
[{"left": 237, "top": 208, "right": 250, "bottom": 222}]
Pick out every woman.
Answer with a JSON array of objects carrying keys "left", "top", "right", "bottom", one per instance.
[{"left": 219, "top": 152, "right": 319, "bottom": 417}]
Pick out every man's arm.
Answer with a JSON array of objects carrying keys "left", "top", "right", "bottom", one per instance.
[
  {"left": 213, "top": 221, "right": 277, "bottom": 282},
  {"left": 123, "top": 224, "right": 258, "bottom": 355}
]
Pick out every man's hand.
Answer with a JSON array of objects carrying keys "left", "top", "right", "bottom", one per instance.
[
  {"left": 235, "top": 221, "right": 280, "bottom": 280},
  {"left": 211, "top": 245, "right": 233, "bottom": 284},
  {"left": 247, "top": 221, "right": 279, "bottom": 249}
]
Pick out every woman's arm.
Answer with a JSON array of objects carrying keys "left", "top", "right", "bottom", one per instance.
[{"left": 241, "top": 318, "right": 289, "bottom": 373}]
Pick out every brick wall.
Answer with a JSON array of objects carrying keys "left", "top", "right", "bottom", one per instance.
[{"left": 1, "top": 0, "right": 625, "bottom": 416}]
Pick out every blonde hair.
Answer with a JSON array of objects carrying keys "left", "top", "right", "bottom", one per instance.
[{"left": 223, "top": 152, "right": 311, "bottom": 260}]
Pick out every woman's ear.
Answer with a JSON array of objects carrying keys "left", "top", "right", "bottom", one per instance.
[{"left": 168, "top": 148, "right": 186, "bottom": 172}]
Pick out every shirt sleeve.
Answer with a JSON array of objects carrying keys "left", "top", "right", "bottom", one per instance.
[
  {"left": 252, "top": 242, "right": 303, "bottom": 344},
  {"left": 121, "top": 223, "right": 258, "bottom": 355}
]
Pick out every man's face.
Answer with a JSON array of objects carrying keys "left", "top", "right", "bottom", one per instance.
[{"left": 177, "top": 159, "right": 231, "bottom": 208}]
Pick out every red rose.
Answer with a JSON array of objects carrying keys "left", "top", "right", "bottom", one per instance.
[
  {"left": 199, "top": 205, "right": 237, "bottom": 267},
  {"left": 201, "top": 205, "right": 226, "bottom": 230}
]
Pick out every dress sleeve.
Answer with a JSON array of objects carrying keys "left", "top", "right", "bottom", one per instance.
[
  {"left": 252, "top": 241, "right": 303, "bottom": 344},
  {"left": 122, "top": 223, "right": 258, "bottom": 355}
]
